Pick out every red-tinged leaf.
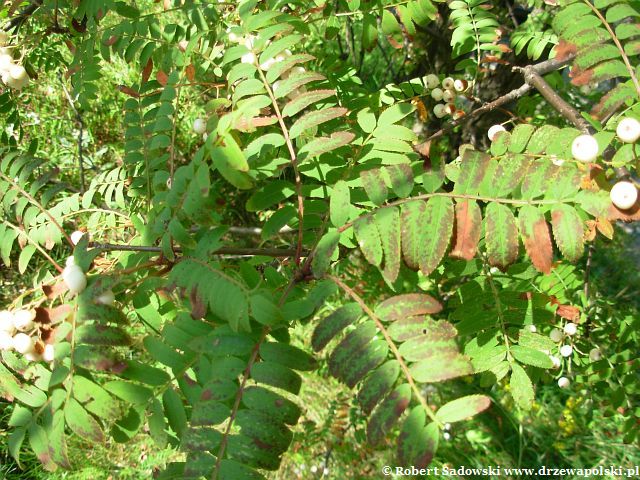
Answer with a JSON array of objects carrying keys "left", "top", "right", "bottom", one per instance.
[
  {"left": 185, "top": 64, "right": 196, "bottom": 82},
  {"left": 485, "top": 203, "right": 519, "bottom": 270},
  {"left": 453, "top": 150, "right": 491, "bottom": 195},
  {"left": 117, "top": 85, "right": 140, "bottom": 98},
  {"left": 607, "top": 198, "right": 640, "bottom": 222},
  {"left": 450, "top": 200, "right": 481, "bottom": 260},
  {"left": 376, "top": 294, "right": 443, "bottom": 321},
  {"left": 367, "top": 384, "right": 412, "bottom": 446},
  {"left": 156, "top": 70, "right": 169, "bottom": 86},
  {"left": 105, "top": 35, "right": 118, "bottom": 46},
  {"left": 401, "top": 200, "right": 426, "bottom": 269},
  {"left": 288, "top": 107, "right": 347, "bottom": 139},
  {"left": 375, "top": 207, "right": 401, "bottom": 284},
  {"left": 142, "top": 58, "right": 153, "bottom": 83},
  {"left": 419, "top": 196, "right": 454, "bottom": 276},
  {"left": 354, "top": 215, "right": 382, "bottom": 267},
  {"left": 518, "top": 205, "right": 553, "bottom": 274},
  {"left": 550, "top": 297, "right": 581, "bottom": 321},
  {"left": 361, "top": 168, "right": 388, "bottom": 206},
  {"left": 282, "top": 89, "right": 336, "bottom": 117},
  {"left": 435, "top": 394, "right": 491, "bottom": 423},
  {"left": 551, "top": 204, "right": 584, "bottom": 262},
  {"left": 65, "top": 398, "right": 104, "bottom": 443},
  {"left": 397, "top": 409, "right": 438, "bottom": 468}
]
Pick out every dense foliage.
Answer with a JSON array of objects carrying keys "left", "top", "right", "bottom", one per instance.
[{"left": 0, "top": 0, "right": 639, "bottom": 478}]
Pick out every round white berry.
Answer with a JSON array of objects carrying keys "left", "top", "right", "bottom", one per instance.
[
  {"left": 66, "top": 256, "right": 76, "bottom": 267},
  {"left": 453, "top": 79, "right": 468, "bottom": 92},
  {"left": 443, "top": 89, "right": 456, "bottom": 103},
  {"left": 549, "top": 355, "right": 561, "bottom": 369},
  {"left": 442, "top": 77, "right": 454, "bottom": 90},
  {"left": 9, "top": 64, "right": 26, "bottom": 81},
  {"left": 260, "top": 57, "right": 276, "bottom": 71},
  {"left": 433, "top": 103, "right": 447, "bottom": 119},
  {"left": 557, "top": 377, "right": 570, "bottom": 388},
  {"left": 430, "top": 88, "right": 443, "bottom": 101},
  {"left": 563, "top": 322, "right": 577, "bottom": 336},
  {"left": 610, "top": 181, "right": 637, "bottom": 210},
  {"left": 228, "top": 32, "right": 240, "bottom": 43},
  {"left": 571, "top": 134, "right": 599, "bottom": 163},
  {"left": 323, "top": 468, "right": 329, "bottom": 475},
  {"left": 70, "top": 230, "right": 85, "bottom": 245},
  {"left": 424, "top": 74, "right": 439, "bottom": 89},
  {"left": 616, "top": 117, "right": 640, "bottom": 143},
  {"left": 443, "top": 432, "right": 451, "bottom": 440},
  {"left": 549, "top": 328, "right": 563, "bottom": 343},
  {"left": 560, "top": 344, "right": 573, "bottom": 357},
  {"left": 193, "top": 118, "right": 207, "bottom": 135},
  {"left": 96, "top": 290, "right": 116, "bottom": 306},
  {"left": 527, "top": 324, "right": 537, "bottom": 333},
  {"left": 13, "top": 333, "right": 34, "bottom": 354},
  {"left": 444, "top": 423, "right": 451, "bottom": 431},
  {"left": 12, "top": 309, "right": 34, "bottom": 332},
  {"left": 42, "top": 344, "right": 55, "bottom": 362},
  {"left": 0, "top": 331, "right": 14, "bottom": 350},
  {"left": 488, "top": 124, "right": 506, "bottom": 141},
  {"left": 0, "top": 310, "right": 15, "bottom": 334},
  {"left": 588, "top": 348, "right": 601, "bottom": 362},
  {"left": 310, "top": 466, "right": 318, "bottom": 474},
  {"left": 62, "top": 264, "right": 87, "bottom": 295},
  {"left": 0, "top": 53, "right": 13, "bottom": 70}
]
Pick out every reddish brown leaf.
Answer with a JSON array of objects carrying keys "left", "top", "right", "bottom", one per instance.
[
  {"left": 608, "top": 198, "right": 640, "bottom": 222},
  {"left": 569, "top": 66, "right": 593, "bottom": 86},
  {"left": 185, "top": 64, "right": 196, "bottom": 82},
  {"left": 105, "top": 35, "right": 118, "bottom": 46},
  {"left": 450, "top": 200, "right": 482, "bottom": 260},
  {"left": 518, "top": 205, "right": 553, "bottom": 274},
  {"left": 190, "top": 288, "right": 206, "bottom": 319},
  {"left": 554, "top": 39, "right": 577, "bottom": 62},
  {"left": 156, "top": 70, "right": 169, "bottom": 86},
  {"left": 550, "top": 297, "right": 581, "bottom": 321},
  {"left": 376, "top": 293, "right": 443, "bottom": 321},
  {"left": 142, "top": 58, "right": 153, "bottom": 83},
  {"left": 596, "top": 217, "right": 614, "bottom": 239},
  {"left": 65, "top": 40, "right": 77, "bottom": 54},
  {"left": 117, "top": 85, "right": 140, "bottom": 98}
]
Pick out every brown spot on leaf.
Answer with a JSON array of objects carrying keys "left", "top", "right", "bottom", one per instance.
[{"left": 554, "top": 39, "right": 577, "bottom": 61}]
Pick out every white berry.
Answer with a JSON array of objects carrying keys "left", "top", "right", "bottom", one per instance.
[
  {"left": 442, "top": 77, "right": 454, "bottom": 89},
  {"left": 0, "top": 310, "right": 15, "bottom": 334},
  {"left": 433, "top": 103, "right": 446, "bottom": 119},
  {"left": 557, "top": 377, "right": 570, "bottom": 388},
  {"left": 424, "top": 74, "right": 439, "bottom": 89},
  {"left": 430, "top": 88, "right": 443, "bottom": 101},
  {"left": 589, "top": 348, "right": 602, "bottom": 361},
  {"left": 70, "top": 230, "right": 85, "bottom": 245},
  {"left": 42, "top": 344, "right": 55, "bottom": 362},
  {"left": 563, "top": 322, "right": 577, "bottom": 336},
  {"left": 193, "top": 118, "right": 207, "bottom": 135},
  {"left": 616, "top": 117, "right": 640, "bottom": 143},
  {"left": 0, "top": 331, "right": 14, "bottom": 350},
  {"left": 66, "top": 256, "right": 76, "bottom": 267},
  {"left": 260, "top": 57, "right": 276, "bottom": 71},
  {"left": 527, "top": 324, "right": 537, "bottom": 333},
  {"left": 13, "top": 333, "right": 34, "bottom": 354},
  {"left": 25, "top": 352, "right": 42, "bottom": 362},
  {"left": 549, "top": 355, "right": 561, "bottom": 369},
  {"left": 12, "top": 309, "right": 34, "bottom": 331},
  {"left": 96, "top": 290, "right": 116, "bottom": 306},
  {"left": 610, "top": 181, "right": 637, "bottom": 210},
  {"left": 62, "top": 264, "right": 87, "bottom": 295},
  {"left": 549, "top": 328, "right": 563, "bottom": 343},
  {"left": 241, "top": 52, "right": 256, "bottom": 64},
  {"left": 443, "top": 89, "right": 456, "bottom": 103},
  {"left": 560, "top": 344, "right": 573, "bottom": 357},
  {"left": 488, "top": 124, "right": 506, "bottom": 141},
  {"left": 453, "top": 79, "right": 468, "bottom": 92},
  {"left": 443, "top": 432, "right": 451, "bottom": 440},
  {"left": 571, "top": 134, "right": 599, "bottom": 163}
]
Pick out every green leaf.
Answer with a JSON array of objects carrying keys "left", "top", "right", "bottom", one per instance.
[
  {"left": 376, "top": 293, "right": 443, "bottom": 320},
  {"left": 386, "top": 164, "right": 414, "bottom": 198},
  {"left": 360, "top": 168, "right": 388, "bottom": 206},
  {"left": 378, "top": 103, "right": 416, "bottom": 126},
  {"left": 312, "top": 303, "right": 362, "bottom": 352},
  {"left": 163, "top": 388, "right": 187, "bottom": 438},
  {"left": 18, "top": 244, "right": 35, "bottom": 274},
  {"left": 367, "top": 384, "right": 411, "bottom": 446},
  {"left": 104, "top": 380, "right": 153, "bottom": 406},
  {"left": 508, "top": 124, "right": 535, "bottom": 153},
  {"left": 330, "top": 180, "right": 350, "bottom": 227},
  {"left": 400, "top": 200, "right": 425, "bottom": 269},
  {"left": 354, "top": 215, "right": 382, "bottom": 267},
  {"left": 358, "top": 360, "right": 400, "bottom": 414},
  {"left": 511, "top": 346, "right": 553, "bottom": 368},
  {"left": 289, "top": 107, "right": 348, "bottom": 139},
  {"left": 397, "top": 408, "right": 439, "bottom": 468},
  {"left": 419, "top": 196, "right": 454, "bottom": 276},
  {"left": 357, "top": 107, "right": 377, "bottom": 133},
  {"left": 65, "top": 398, "right": 105, "bottom": 443},
  {"left": 259, "top": 342, "right": 317, "bottom": 371},
  {"left": 435, "top": 394, "right": 491, "bottom": 423},
  {"left": 298, "top": 131, "right": 355, "bottom": 160},
  {"left": 375, "top": 207, "right": 401, "bottom": 284},
  {"left": 312, "top": 230, "right": 340, "bottom": 277},
  {"left": 251, "top": 361, "right": 302, "bottom": 395},
  {"left": 282, "top": 89, "right": 336, "bottom": 117},
  {"left": 551, "top": 204, "right": 584, "bottom": 262},
  {"left": 485, "top": 203, "right": 519, "bottom": 270},
  {"left": 510, "top": 363, "right": 534, "bottom": 410}
]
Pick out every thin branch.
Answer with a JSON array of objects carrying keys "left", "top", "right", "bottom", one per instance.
[
  {"left": 328, "top": 275, "right": 440, "bottom": 425},
  {"left": 424, "top": 54, "right": 576, "bottom": 143},
  {"left": 4, "top": 0, "right": 42, "bottom": 31},
  {"left": 60, "top": 77, "right": 86, "bottom": 193},
  {"left": 89, "top": 242, "right": 307, "bottom": 257}
]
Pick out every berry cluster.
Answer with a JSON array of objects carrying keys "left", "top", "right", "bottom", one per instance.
[
  {"left": 423, "top": 74, "right": 469, "bottom": 119},
  {"left": 0, "top": 309, "right": 54, "bottom": 362},
  {"left": 0, "top": 32, "right": 29, "bottom": 90}
]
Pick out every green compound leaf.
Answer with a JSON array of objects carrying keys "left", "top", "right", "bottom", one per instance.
[{"left": 485, "top": 202, "right": 519, "bottom": 270}]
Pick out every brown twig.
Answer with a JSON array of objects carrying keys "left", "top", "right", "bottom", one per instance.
[{"left": 89, "top": 242, "right": 307, "bottom": 257}]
